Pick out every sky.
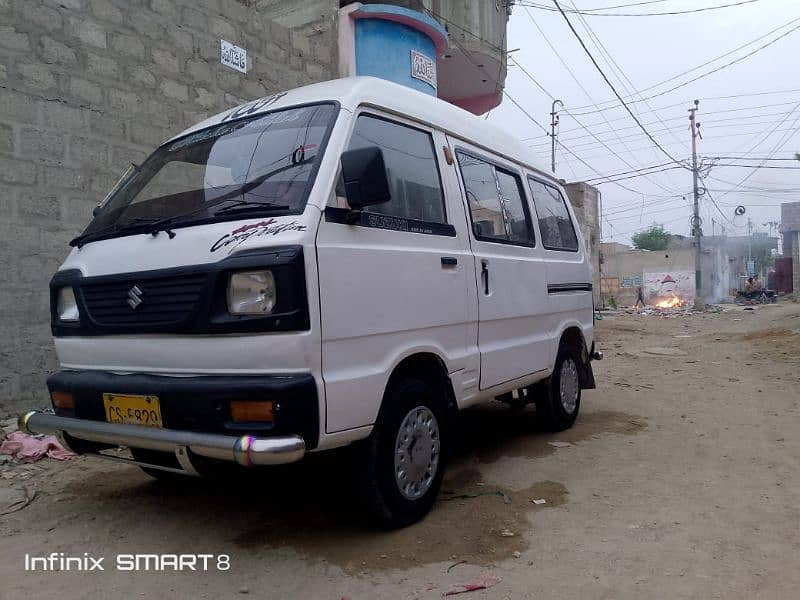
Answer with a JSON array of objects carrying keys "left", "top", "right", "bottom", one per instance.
[{"left": 486, "top": 0, "right": 800, "bottom": 246}]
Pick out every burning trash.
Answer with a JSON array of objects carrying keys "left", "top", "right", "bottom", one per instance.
[{"left": 654, "top": 295, "right": 685, "bottom": 309}]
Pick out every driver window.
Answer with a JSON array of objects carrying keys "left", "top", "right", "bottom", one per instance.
[{"left": 342, "top": 115, "right": 447, "bottom": 224}]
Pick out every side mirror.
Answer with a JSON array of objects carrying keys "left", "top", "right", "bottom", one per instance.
[
  {"left": 340, "top": 146, "right": 391, "bottom": 210},
  {"left": 92, "top": 206, "right": 102, "bottom": 217}
]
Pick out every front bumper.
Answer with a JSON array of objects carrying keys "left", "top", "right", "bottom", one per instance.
[
  {"left": 25, "top": 369, "right": 319, "bottom": 474},
  {"left": 19, "top": 411, "right": 306, "bottom": 468}
]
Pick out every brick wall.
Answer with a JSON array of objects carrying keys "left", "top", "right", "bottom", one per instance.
[{"left": 0, "top": 0, "right": 339, "bottom": 415}]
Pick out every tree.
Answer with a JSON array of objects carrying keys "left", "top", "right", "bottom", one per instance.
[{"left": 631, "top": 224, "right": 672, "bottom": 251}]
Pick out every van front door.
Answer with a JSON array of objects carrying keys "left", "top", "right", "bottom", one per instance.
[
  {"left": 451, "top": 145, "right": 551, "bottom": 390},
  {"left": 317, "top": 113, "right": 475, "bottom": 433}
]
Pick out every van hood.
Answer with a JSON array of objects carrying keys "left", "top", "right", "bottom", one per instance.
[{"left": 60, "top": 211, "right": 319, "bottom": 277}]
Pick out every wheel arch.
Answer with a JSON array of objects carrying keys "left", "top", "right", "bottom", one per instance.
[
  {"left": 382, "top": 351, "right": 457, "bottom": 420},
  {"left": 557, "top": 325, "right": 596, "bottom": 390}
]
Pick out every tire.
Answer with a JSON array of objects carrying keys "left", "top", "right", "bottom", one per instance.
[
  {"left": 361, "top": 377, "right": 447, "bottom": 528},
  {"left": 534, "top": 344, "right": 582, "bottom": 432}
]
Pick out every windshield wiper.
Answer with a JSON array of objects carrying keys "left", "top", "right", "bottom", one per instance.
[
  {"left": 213, "top": 200, "right": 291, "bottom": 216},
  {"left": 71, "top": 217, "right": 160, "bottom": 248}
]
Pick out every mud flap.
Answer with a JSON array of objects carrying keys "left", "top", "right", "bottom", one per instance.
[{"left": 580, "top": 342, "right": 598, "bottom": 390}]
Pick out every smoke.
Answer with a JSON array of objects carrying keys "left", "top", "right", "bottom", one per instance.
[{"left": 706, "top": 242, "right": 733, "bottom": 304}]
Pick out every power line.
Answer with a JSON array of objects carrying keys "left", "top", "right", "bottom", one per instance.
[
  {"left": 501, "top": 89, "right": 657, "bottom": 196},
  {"left": 565, "top": 19, "right": 800, "bottom": 115},
  {"left": 538, "top": 0, "right": 674, "bottom": 11},
  {"left": 709, "top": 156, "right": 800, "bottom": 161},
  {"left": 610, "top": 214, "right": 691, "bottom": 239},
  {"left": 529, "top": 106, "right": 800, "bottom": 146},
  {"left": 566, "top": 0, "right": 688, "bottom": 160},
  {"left": 718, "top": 101, "right": 800, "bottom": 198},
  {"left": 704, "top": 188, "right": 735, "bottom": 225},
  {"left": 585, "top": 161, "right": 675, "bottom": 180},
  {"left": 526, "top": 113, "right": 800, "bottom": 151},
  {"left": 551, "top": 0, "right": 688, "bottom": 168},
  {"left": 517, "top": 8, "right": 680, "bottom": 194},
  {"left": 518, "top": 0, "right": 763, "bottom": 18},
  {"left": 591, "top": 165, "right": 685, "bottom": 183},
  {"left": 529, "top": 120, "right": 800, "bottom": 152},
  {"left": 712, "top": 164, "right": 800, "bottom": 169}
]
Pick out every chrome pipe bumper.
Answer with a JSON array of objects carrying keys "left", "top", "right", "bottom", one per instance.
[{"left": 19, "top": 411, "right": 305, "bottom": 468}]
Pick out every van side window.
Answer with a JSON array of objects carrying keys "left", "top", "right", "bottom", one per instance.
[
  {"left": 456, "top": 152, "right": 534, "bottom": 245},
  {"left": 528, "top": 178, "right": 579, "bottom": 252},
  {"left": 346, "top": 115, "right": 446, "bottom": 223}
]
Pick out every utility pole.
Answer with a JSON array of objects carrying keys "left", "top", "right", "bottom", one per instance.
[
  {"left": 689, "top": 100, "right": 704, "bottom": 310},
  {"left": 550, "top": 99, "right": 563, "bottom": 173},
  {"left": 747, "top": 218, "right": 753, "bottom": 262}
]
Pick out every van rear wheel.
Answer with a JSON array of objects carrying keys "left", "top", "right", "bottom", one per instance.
[
  {"left": 534, "top": 344, "right": 582, "bottom": 432},
  {"left": 361, "top": 377, "right": 446, "bottom": 528}
]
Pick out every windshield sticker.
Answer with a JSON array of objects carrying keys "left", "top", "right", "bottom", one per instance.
[
  {"left": 210, "top": 218, "right": 306, "bottom": 253},
  {"left": 221, "top": 92, "right": 288, "bottom": 123}
]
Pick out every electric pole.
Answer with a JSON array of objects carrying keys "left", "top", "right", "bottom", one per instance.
[
  {"left": 689, "top": 100, "right": 704, "bottom": 310},
  {"left": 550, "top": 99, "right": 563, "bottom": 173}
]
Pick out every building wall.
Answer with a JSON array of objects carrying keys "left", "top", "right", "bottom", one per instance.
[
  {"left": 793, "top": 232, "right": 800, "bottom": 294},
  {"left": 780, "top": 202, "right": 800, "bottom": 294},
  {"left": 564, "top": 182, "right": 600, "bottom": 306},
  {"left": 600, "top": 243, "right": 694, "bottom": 306},
  {"left": 780, "top": 201, "right": 800, "bottom": 231},
  {"left": 0, "top": 0, "right": 339, "bottom": 415}
]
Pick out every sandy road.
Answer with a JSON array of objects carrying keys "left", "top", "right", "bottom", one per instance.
[{"left": 1, "top": 302, "right": 799, "bottom": 599}]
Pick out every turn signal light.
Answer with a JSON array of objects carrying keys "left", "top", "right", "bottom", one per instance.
[
  {"left": 230, "top": 400, "right": 274, "bottom": 423},
  {"left": 50, "top": 391, "right": 75, "bottom": 410}
]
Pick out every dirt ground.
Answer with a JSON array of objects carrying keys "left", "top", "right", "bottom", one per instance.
[{"left": 1, "top": 302, "right": 799, "bottom": 599}]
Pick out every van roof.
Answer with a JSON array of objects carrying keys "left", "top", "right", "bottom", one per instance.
[{"left": 169, "top": 76, "right": 552, "bottom": 179}]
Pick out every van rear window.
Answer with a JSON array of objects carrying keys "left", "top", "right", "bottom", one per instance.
[
  {"left": 456, "top": 152, "right": 535, "bottom": 246},
  {"left": 528, "top": 178, "right": 579, "bottom": 252}
]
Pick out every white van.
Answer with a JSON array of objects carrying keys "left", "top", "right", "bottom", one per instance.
[{"left": 21, "top": 77, "right": 600, "bottom": 527}]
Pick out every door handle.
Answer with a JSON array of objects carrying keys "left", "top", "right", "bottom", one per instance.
[
  {"left": 481, "top": 259, "right": 490, "bottom": 294},
  {"left": 441, "top": 256, "right": 458, "bottom": 267}
]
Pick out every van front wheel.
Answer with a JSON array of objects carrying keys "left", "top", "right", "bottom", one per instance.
[
  {"left": 535, "top": 345, "right": 582, "bottom": 432},
  {"left": 362, "top": 378, "right": 446, "bottom": 528}
]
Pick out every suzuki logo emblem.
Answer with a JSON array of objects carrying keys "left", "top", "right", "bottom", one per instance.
[{"left": 127, "top": 285, "right": 144, "bottom": 310}]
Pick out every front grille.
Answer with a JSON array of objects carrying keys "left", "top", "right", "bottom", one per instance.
[{"left": 80, "top": 273, "right": 209, "bottom": 326}]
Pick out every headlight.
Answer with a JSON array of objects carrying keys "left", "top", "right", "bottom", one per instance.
[
  {"left": 227, "top": 270, "right": 276, "bottom": 315},
  {"left": 57, "top": 287, "right": 80, "bottom": 322}
]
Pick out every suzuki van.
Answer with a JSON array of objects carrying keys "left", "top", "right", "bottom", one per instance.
[{"left": 20, "top": 77, "right": 600, "bottom": 527}]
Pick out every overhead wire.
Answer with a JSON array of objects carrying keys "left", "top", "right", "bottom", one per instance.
[
  {"left": 518, "top": 0, "right": 763, "bottom": 17},
  {"left": 716, "top": 101, "right": 800, "bottom": 199},
  {"left": 551, "top": 0, "right": 688, "bottom": 168},
  {"left": 527, "top": 106, "right": 800, "bottom": 147},
  {"left": 565, "top": 0, "right": 688, "bottom": 185},
  {"left": 517, "top": 7, "right": 681, "bottom": 194},
  {"left": 565, "top": 18, "right": 800, "bottom": 115}
]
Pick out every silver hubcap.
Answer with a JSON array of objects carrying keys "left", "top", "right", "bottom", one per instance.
[
  {"left": 559, "top": 358, "right": 580, "bottom": 414},
  {"left": 394, "top": 406, "right": 440, "bottom": 500}
]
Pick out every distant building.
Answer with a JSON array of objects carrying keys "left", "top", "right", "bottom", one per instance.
[
  {"left": 600, "top": 233, "right": 779, "bottom": 307},
  {"left": 564, "top": 183, "right": 601, "bottom": 306},
  {"left": 780, "top": 201, "right": 800, "bottom": 293}
]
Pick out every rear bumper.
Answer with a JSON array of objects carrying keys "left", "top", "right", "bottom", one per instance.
[{"left": 19, "top": 411, "right": 306, "bottom": 467}]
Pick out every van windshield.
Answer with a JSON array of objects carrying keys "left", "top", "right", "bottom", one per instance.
[{"left": 74, "top": 103, "right": 337, "bottom": 245}]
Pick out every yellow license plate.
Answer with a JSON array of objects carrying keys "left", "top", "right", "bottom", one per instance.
[{"left": 103, "top": 393, "right": 163, "bottom": 428}]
